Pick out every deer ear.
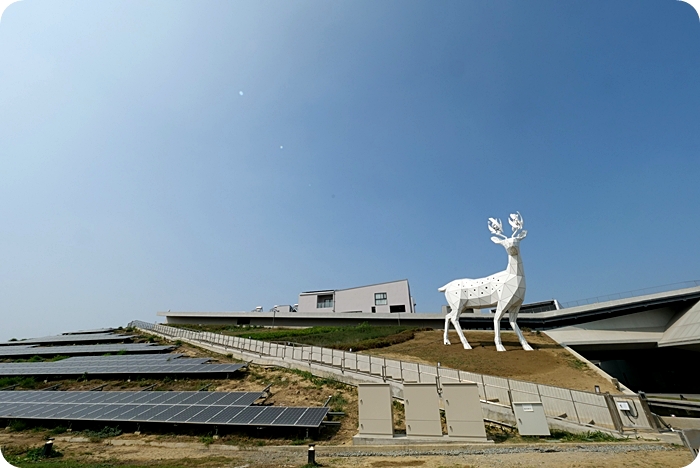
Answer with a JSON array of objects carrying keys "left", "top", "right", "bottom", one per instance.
[
  {"left": 491, "top": 236, "right": 503, "bottom": 244},
  {"left": 516, "top": 230, "right": 527, "bottom": 240}
]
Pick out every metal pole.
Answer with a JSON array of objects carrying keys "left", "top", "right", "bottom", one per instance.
[{"left": 307, "top": 444, "right": 316, "bottom": 465}]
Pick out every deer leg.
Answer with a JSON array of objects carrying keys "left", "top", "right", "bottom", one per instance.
[
  {"left": 494, "top": 304, "right": 507, "bottom": 352},
  {"left": 509, "top": 309, "right": 533, "bottom": 351},
  {"left": 450, "top": 313, "right": 472, "bottom": 350},
  {"left": 443, "top": 314, "right": 452, "bottom": 345}
]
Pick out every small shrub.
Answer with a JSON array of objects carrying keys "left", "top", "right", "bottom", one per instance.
[
  {"left": 84, "top": 426, "right": 122, "bottom": 442},
  {"left": 117, "top": 349, "right": 128, "bottom": 355},
  {"left": 328, "top": 393, "right": 348, "bottom": 412},
  {"left": 550, "top": 430, "right": 620, "bottom": 442},
  {"left": 22, "top": 446, "right": 63, "bottom": 461},
  {"left": 8, "top": 419, "right": 27, "bottom": 432},
  {"left": 200, "top": 434, "right": 214, "bottom": 446},
  {"left": 49, "top": 426, "right": 68, "bottom": 435}
]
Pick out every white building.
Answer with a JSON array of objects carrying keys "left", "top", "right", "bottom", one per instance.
[{"left": 297, "top": 279, "right": 415, "bottom": 314}]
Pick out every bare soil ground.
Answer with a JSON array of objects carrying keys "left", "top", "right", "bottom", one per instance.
[
  {"left": 364, "top": 330, "right": 621, "bottom": 393},
  {"left": 0, "top": 432, "right": 693, "bottom": 468}
]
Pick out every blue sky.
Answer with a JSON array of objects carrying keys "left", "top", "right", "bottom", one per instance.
[{"left": 1, "top": 0, "right": 699, "bottom": 340}]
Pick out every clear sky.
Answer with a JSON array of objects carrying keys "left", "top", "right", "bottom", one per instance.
[{"left": 1, "top": 0, "right": 699, "bottom": 341}]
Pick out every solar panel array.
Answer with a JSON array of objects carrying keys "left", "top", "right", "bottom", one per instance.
[
  {"left": 0, "top": 391, "right": 329, "bottom": 428},
  {"left": 0, "top": 359, "right": 244, "bottom": 378},
  {"left": 0, "top": 343, "right": 174, "bottom": 359},
  {"left": 0, "top": 333, "right": 134, "bottom": 347},
  {"left": 62, "top": 354, "right": 190, "bottom": 363},
  {"left": 59, "top": 355, "right": 212, "bottom": 365},
  {"left": 62, "top": 328, "right": 116, "bottom": 335}
]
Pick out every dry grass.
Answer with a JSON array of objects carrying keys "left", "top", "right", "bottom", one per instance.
[{"left": 364, "top": 330, "right": 620, "bottom": 393}]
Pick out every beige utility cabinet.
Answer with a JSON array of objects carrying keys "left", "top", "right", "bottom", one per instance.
[
  {"left": 357, "top": 383, "right": 394, "bottom": 436},
  {"left": 512, "top": 401, "right": 550, "bottom": 436},
  {"left": 404, "top": 383, "right": 443, "bottom": 437},
  {"left": 442, "top": 382, "right": 488, "bottom": 440}
]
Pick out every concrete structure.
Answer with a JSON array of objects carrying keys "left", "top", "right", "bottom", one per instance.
[{"left": 298, "top": 279, "right": 414, "bottom": 314}]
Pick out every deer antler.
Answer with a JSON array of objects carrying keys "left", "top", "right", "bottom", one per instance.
[
  {"left": 508, "top": 212, "right": 524, "bottom": 237},
  {"left": 488, "top": 218, "right": 507, "bottom": 238}
]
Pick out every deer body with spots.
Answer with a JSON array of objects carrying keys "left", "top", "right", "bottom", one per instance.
[{"left": 439, "top": 213, "right": 533, "bottom": 352}]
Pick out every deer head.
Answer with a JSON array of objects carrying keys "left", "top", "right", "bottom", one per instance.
[{"left": 488, "top": 212, "right": 527, "bottom": 255}]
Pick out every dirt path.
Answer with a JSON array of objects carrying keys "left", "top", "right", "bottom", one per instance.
[{"left": 365, "top": 330, "right": 620, "bottom": 393}]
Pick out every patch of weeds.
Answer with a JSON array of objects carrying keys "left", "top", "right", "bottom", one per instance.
[
  {"left": 117, "top": 349, "right": 128, "bottom": 355},
  {"left": 0, "top": 376, "right": 37, "bottom": 389},
  {"left": 486, "top": 424, "right": 516, "bottom": 443},
  {"left": 8, "top": 419, "right": 27, "bottom": 432},
  {"left": 22, "top": 447, "right": 63, "bottom": 462},
  {"left": 550, "top": 430, "right": 620, "bottom": 442},
  {"left": 291, "top": 438, "right": 308, "bottom": 445},
  {"left": 566, "top": 357, "right": 588, "bottom": 371},
  {"left": 49, "top": 425, "right": 68, "bottom": 435},
  {"left": 49, "top": 355, "right": 69, "bottom": 362},
  {"left": 286, "top": 368, "right": 350, "bottom": 390},
  {"left": 175, "top": 340, "right": 183, "bottom": 346},
  {"left": 392, "top": 399, "right": 406, "bottom": 432},
  {"left": 200, "top": 434, "right": 215, "bottom": 446},
  {"left": 83, "top": 425, "right": 122, "bottom": 442},
  {"left": 327, "top": 393, "right": 347, "bottom": 412}
]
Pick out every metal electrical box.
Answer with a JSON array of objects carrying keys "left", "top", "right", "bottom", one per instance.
[
  {"left": 442, "top": 382, "right": 488, "bottom": 440},
  {"left": 358, "top": 383, "right": 393, "bottom": 436},
  {"left": 512, "top": 401, "right": 550, "bottom": 436},
  {"left": 404, "top": 383, "right": 442, "bottom": 437}
]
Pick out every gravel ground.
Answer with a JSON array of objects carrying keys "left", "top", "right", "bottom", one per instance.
[{"left": 330, "top": 443, "right": 677, "bottom": 457}]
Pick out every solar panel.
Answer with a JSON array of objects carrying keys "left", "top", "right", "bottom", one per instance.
[
  {"left": 296, "top": 407, "right": 330, "bottom": 427},
  {"left": 166, "top": 405, "right": 206, "bottom": 422},
  {"left": 0, "top": 362, "right": 244, "bottom": 378},
  {"left": 185, "top": 405, "right": 226, "bottom": 423},
  {"left": 62, "top": 354, "right": 189, "bottom": 363},
  {"left": 133, "top": 405, "right": 171, "bottom": 420},
  {"left": 207, "top": 406, "right": 246, "bottom": 423},
  {"left": 227, "top": 406, "right": 262, "bottom": 425},
  {"left": 117, "top": 404, "right": 157, "bottom": 421},
  {"left": 0, "top": 391, "right": 328, "bottom": 428},
  {"left": 0, "top": 344, "right": 174, "bottom": 359},
  {"left": 250, "top": 406, "right": 286, "bottom": 425},
  {"left": 274, "top": 407, "right": 306, "bottom": 426},
  {"left": 0, "top": 333, "right": 134, "bottom": 347}
]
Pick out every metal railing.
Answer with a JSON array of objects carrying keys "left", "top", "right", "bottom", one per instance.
[
  {"left": 560, "top": 280, "right": 700, "bottom": 309},
  {"left": 129, "top": 320, "right": 654, "bottom": 432}
]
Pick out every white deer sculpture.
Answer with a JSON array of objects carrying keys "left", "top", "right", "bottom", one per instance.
[{"left": 438, "top": 212, "right": 533, "bottom": 352}]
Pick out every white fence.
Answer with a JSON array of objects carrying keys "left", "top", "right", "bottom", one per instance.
[{"left": 129, "top": 320, "right": 654, "bottom": 432}]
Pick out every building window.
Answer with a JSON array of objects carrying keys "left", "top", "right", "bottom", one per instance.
[
  {"left": 390, "top": 305, "right": 406, "bottom": 313},
  {"left": 316, "top": 294, "right": 334, "bottom": 308},
  {"left": 375, "top": 292, "right": 387, "bottom": 305}
]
